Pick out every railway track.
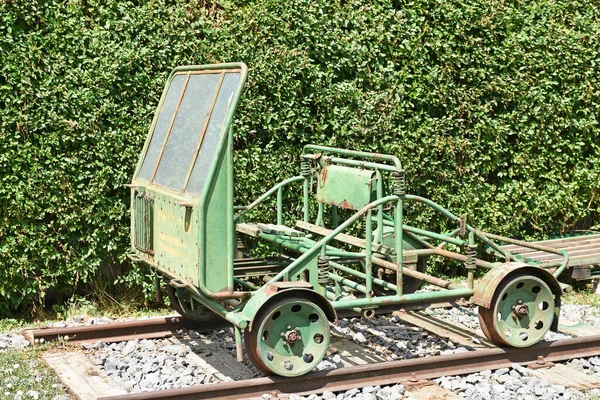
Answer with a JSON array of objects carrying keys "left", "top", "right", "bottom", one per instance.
[
  {"left": 25, "top": 316, "right": 230, "bottom": 345},
  {"left": 95, "top": 335, "right": 600, "bottom": 400},
  {"left": 25, "top": 301, "right": 461, "bottom": 346},
  {"left": 29, "top": 306, "right": 600, "bottom": 400}
]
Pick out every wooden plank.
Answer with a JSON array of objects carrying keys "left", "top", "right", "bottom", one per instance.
[
  {"left": 406, "top": 384, "right": 464, "bottom": 399},
  {"left": 237, "top": 223, "right": 306, "bottom": 238},
  {"left": 235, "top": 223, "right": 261, "bottom": 238},
  {"left": 508, "top": 241, "right": 600, "bottom": 259},
  {"left": 528, "top": 364, "right": 600, "bottom": 389},
  {"left": 172, "top": 336, "right": 256, "bottom": 381},
  {"left": 296, "top": 220, "right": 394, "bottom": 255},
  {"left": 500, "top": 234, "right": 600, "bottom": 252},
  {"left": 558, "top": 319, "right": 600, "bottom": 337},
  {"left": 393, "top": 311, "right": 495, "bottom": 349},
  {"left": 44, "top": 352, "right": 127, "bottom": 400},
  {"left": 517, "top": 244, "right": 600, "bottom": 262},
  {"left": 262, "top": 224, "right": 306, "bottom": 237},
  {"left": 328, "top": 336, "right": 387, "bottom": 367}
]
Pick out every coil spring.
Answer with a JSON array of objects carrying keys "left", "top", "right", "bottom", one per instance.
[
  {"left": 318, "top": 256, "right": 330, "bottom": 284},
  {"left": 300, "top": 157, "right": 311, "bottom": 178},
  {"left": 236, "top": 236, "right": 244, "bottom": 250},
  {"left": 393, "top": 170, "right": 406, "bottom": 196},
  {"left": 466, "top": 244, "right": 477, "bottom": 270}
]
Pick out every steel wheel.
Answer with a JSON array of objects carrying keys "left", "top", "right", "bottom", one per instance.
[
  {"left": 245, "top": 296, "right": 330, "bottom": 377},
  {"left": 478, "top": 273, "right": 556, "bottom": 347},
  {"left": 166, "top": 285, "right": 215, "bottom": 322}
]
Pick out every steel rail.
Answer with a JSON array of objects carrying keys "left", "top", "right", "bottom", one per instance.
[
  {"left": 24, "top": 316, "right": 230, "bottom": 345},
  {"left": 98, "top": 335, "right": 600, "bottom": 400},
  {"left": 24, "top": 302, "right": 458, "bottom": 346}
]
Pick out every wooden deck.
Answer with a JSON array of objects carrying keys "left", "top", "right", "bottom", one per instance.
[{"left": 500, "top": 234, "right": 600, "bottom": 268}]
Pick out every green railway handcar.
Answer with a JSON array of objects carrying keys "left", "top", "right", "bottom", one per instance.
[{"left": 128, "top": 63, "right": 600, "bottom": 377}]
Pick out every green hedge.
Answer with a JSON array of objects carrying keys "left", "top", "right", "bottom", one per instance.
[{"left": 1, "top": 0, "right": 598, "bottom": 313}]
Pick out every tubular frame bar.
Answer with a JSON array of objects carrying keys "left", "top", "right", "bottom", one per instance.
[{"left": 267, "top": 195, "right": 400, "bottom": 284}]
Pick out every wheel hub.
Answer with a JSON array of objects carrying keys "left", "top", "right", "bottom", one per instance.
[
  {"left": 284, "top": 328, "right": 301, "bottom": 343},
  {"left": 513, "top": 302, "right": 529, "bottom": 317}
]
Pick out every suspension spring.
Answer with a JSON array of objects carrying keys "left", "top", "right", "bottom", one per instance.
[
  {"left": 318, "top": 256, "right": 330, "bottom": 284},
  {"left": 236, "top": 236, "right": 245, "bottom": 251},
  {"left": 393, "top": 170, "right": 406, "bottom": 196},
  {"left": 300, "top": 157, "right": 311, "bottom": 178}
]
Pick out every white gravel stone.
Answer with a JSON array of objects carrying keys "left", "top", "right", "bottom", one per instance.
[
  {"left": 90, "top": 337, "right": 220, "bottom": 392},
  {"left": 353, "top": 332, "right": 368, "bottom": 343},
  {"left": 436, "top": 365, "right": 586, "bottom": 400},
  {"left": 0, "top": 334, "right": 30, "bottom": 350}
]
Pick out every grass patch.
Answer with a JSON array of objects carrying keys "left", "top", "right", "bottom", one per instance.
[
  {"left": 563, "top": 284, "right": 600, "bottom": 309},
  {"left": 0, "top": 347, "right": 68, "bottom": 399}
]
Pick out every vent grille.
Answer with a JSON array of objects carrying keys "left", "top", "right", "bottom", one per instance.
[{"left": 134, "top": 193, "right": 154, "bottom": 255}]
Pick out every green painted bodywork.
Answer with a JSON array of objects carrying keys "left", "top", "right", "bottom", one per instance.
[
  {"left": 130, "top": 63, "right": 247, "bottom": 296},
  {"left": 316, "top": 165, "right": 376, "bottom": 210},
  {"left": 127, "top": 63, "right": 600, "bottom": 375}
]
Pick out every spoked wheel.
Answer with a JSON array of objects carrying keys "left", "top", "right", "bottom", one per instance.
[
  {"left": 478, "top": 273, "right": 556, "bottom": 347},
  {"left": 245, "top": 296, "right": 330, "bottom": 377},
  {"left": 166, "top": 284, "right": 215, "bottom": 322}
]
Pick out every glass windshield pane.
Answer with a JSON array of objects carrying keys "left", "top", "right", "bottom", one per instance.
[
  {"left": 186, "top": 72, "right": 241, "bottom": 196},
  {"left": 153, "top": 73, "right": 222, "bottom": 190},
  {"left": 137, "top": 74, "right": 186, "bottom": 181}
]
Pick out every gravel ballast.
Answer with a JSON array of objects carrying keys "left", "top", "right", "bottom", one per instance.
[
  {"left": 2, "top": 300, "right": 600, "bottom": 399},
  {"left": 89, "top": 339, "right": 220, "bottom": 392}
]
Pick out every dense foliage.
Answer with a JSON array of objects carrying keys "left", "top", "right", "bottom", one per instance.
[{"left": 1, "top": 0, "right": 598, "bottom": 313}]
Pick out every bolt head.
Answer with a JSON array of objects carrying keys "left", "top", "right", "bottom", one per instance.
[{"left": 285, "top": 330, "right": 300, "bottom": 343}]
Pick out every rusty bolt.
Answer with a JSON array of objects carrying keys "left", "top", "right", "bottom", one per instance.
[{"left": 536, "top": 356, "right": 546, "bottom": 365}]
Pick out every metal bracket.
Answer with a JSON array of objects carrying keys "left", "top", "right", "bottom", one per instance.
[
  {"left": 170, "top": 279, "right": 188, "bottom": 288},
  {"left": 459, "top": 214, "right": 467, "bottom": 236},
  {"left": 126, "top": 253, "right": 144, "bottom": 262},
  {"left": 400, "top": 373, "right": 432, "bottom": 388}
]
